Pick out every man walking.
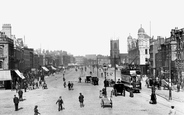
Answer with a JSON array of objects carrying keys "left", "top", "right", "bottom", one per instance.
[
  {"left": 13, "top": 95, "right": 19, "bottom": 111},
  {"left": 23, "top": 82, "right": 27, "bottom": 92},
  {"left": 56, "top": 96, "right": 64, "bottom": 111},
  {"left": 79, "top": 93, "right": 84, "bottom": 107},
  {"left": 68, "top": 81, "right": 71, "bottom": 90},
  {"left": 63, "top": 81, "right": 66, "bottom": 88}
]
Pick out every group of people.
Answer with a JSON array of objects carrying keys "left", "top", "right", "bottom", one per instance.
[
  {"left": 55, "top": 93, "right": 85, "bottom": 112},
  {"left": 67, "top": 81, "right": 74, "bottom": 90}
]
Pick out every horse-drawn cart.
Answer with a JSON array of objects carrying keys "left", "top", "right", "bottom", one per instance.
[{"left": 101, "top": 97, "right": 112, "bottom": 108}]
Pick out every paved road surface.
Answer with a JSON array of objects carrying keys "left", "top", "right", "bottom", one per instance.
[{"left": 0, "top": 68, "right": 184, "bottom": 115}]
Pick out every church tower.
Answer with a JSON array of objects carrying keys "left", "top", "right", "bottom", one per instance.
[{"left": 110, "top": 39, "right": 120, "bottom": 67}]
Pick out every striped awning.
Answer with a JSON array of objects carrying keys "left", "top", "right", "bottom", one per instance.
[
  {"left": 51, "top": 66, "right": 56, "bottom": 70},
  {"left": 42, "top": 66, "right": 49, "bottom": 71},
  {"left": 0, "top": 70, "right": 12, "bottom": 81},
  {"left": 15, "top": 70, "right": 25, "bottom": 79}
]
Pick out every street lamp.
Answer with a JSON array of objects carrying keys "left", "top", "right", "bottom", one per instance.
[{"left": 103, "top": 65, "right": 108, "bottom": 97}]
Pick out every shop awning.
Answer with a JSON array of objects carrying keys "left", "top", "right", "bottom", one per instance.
[
  {"left": 42, "top": 66, "right": 49, "bottom": 71},
  {"left": 15, "top": 70, "right": 25, "bottom": 79},
  {"left": 0, "top": 70, "right": 12, "bottom": 81},
  {"left": 51, "top": 66, "right": 56, "bottom": 70}
]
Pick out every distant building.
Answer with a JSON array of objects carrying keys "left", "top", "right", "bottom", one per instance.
[
  {"left": 0, "top": 31, "right": 14, "bottom": 70},
  {"left": 1, "top": 24, "right": 12, "bottom": 39},
  {"left": 75, "top": 56, "right": 85, "bottom": 65},
  {"left": 150, "top": 36, "right": 165, "bottom": 76},
  {"left": 23, "top": 47, "right": 34, "bottom": 72},
  {"left": 97, "top": 55, "right": 110, "bottom": 66},
  {"left": 85, "top": 54, "right": 96, "bottom": 60},
  {"left": 127, "top": 26, "right": 151, "bottom": 74}
]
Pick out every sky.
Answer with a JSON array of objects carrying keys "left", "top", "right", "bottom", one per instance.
[{"left": 0, "top": 0, "right": 184, "bottom": 56}]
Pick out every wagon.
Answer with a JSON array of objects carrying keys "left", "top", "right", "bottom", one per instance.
[
  {"left": 113, "top": 83, "right": 125, "bottom": 96},
  {"left": 101, "top": 97, "right": 112, "bottom": 108},
  {"left": 91, "top": 77, "right": 99, "bottom": 85},
  {"left": 85, "top": 76, "right": 91, "bottom": 83}
]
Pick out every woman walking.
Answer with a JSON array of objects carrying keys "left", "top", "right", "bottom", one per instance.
[{"left": 34, "top": 105, "right": 41, "bottom": 115}]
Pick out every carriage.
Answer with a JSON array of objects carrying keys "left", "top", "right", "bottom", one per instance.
[
  {"left": 91, "top": 77, "right": 99, "bottom": 85},
  {"left": 101, "top": 97, "right": 112, "bottom": 108},
  {"left": 113, "top": 83, "right": 125, "bottom": 96},
  {"left": 85, "top": 76, "right": 91, "bottom": 83}
]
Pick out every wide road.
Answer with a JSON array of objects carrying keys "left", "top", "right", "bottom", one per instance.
[{"left": 0, "top": 67, "right": 184, "bottom": 115}]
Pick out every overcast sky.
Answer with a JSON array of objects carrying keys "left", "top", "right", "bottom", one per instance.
[{"left": 0, "top": 0, "right": 184, "bottom": 56}]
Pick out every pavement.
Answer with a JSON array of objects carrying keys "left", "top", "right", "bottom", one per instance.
[{"left": 0, "top": 67, "right": 184, "bottom": 115}]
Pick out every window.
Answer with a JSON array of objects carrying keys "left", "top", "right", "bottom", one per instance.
[
  {"left": 145, "top": 49, "right": 148, "bottom": 54},
  {"left": 0, "top": 61, "right": 3, "bottom": 69},
  {"left": 145, "top": 58, "right": 148, "bottom": 62},
  {"left": 114, "top": 43, "right": 117, "bottom": 49},
  {"left": 0, "top": 46, "right": 3, "bottom": 56}
]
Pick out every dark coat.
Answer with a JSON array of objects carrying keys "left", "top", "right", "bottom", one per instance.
[
  {"left": 56, "top": 99, "right": 63, "bottom": 105},
  {"left": 18, "top": 90, "right": 23, "bottom": 96},
  {"left": 13, "top": 97, "right": 19, "bottom": 104},
  {"left": 79, "top": 95, "right": 84, "bottom": 102},
  {"left": 34, "top": 108, "right": 40, "bottom": 115}
]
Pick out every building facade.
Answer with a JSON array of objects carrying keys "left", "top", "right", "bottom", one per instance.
[{"left": 127, "top": 26, "right": 150, "bottom": 74}]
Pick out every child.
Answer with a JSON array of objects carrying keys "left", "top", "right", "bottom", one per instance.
[{"left": 168, "top": 106, "right": 176, "bottom": 115}]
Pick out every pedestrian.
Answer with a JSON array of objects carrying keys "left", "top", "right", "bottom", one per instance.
[
  {"left": 68, "top": 81, "right": 71, "bottom": 90},
  {"left": 39, "top": 80, "right": 42, "bottom": 87},
  {"left": 63, "top": 77, "right": 65, "bottom": 82},
  {"left": 36, "top": 82, "right": 39, "bottom": 89},
  {"left": 13, "top": 95, "right": 19, "bottom": 111},
  {"left": 56, "top": 96, "right": 64, "bottom": 111},
  {"left": 149, "top": 88, "right": 157, "bottom": 104},
  {"left": 177, "top": 83, "right": 180, "bottom": 92},
  {"left": 70, "top": 82, "right": 74, "bottom": 90},
  {"left": 63, "top": 81, "right": 66, "bottom": 88},
  {"left": 34, "top": 105, "right": 41, "bottom": 115},
  {"left": 18, "top": 89, "right": 23, "bottom": 101},
  {"left": 99, "top": 90, "right": 102, "bottom": 98},
  {"left": 33, "top": 82, "right": 35, "bottom": 89},
  {"left": 79, "top": 93, "right": 84, "bottom": 107},
  {"left": 79, "top": 77, "right": 82, "bottom": 83},
  {"left": 23, "top": 82, "right": 27, "bottom": 92},
  {"left": 168, "top": 106, "right": 176, "bottom": 115}
]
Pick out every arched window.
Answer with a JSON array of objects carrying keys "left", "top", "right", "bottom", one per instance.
[{"left": 114, "top": 43, "right": 117, "bottom": 49}]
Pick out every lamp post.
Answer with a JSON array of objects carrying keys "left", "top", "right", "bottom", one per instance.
[
  {"left": 103, "top": 65, "right": 108, "bottom": 96},
  {"left": 168, "top": 41, "right": 172, "bottom": 100}
]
